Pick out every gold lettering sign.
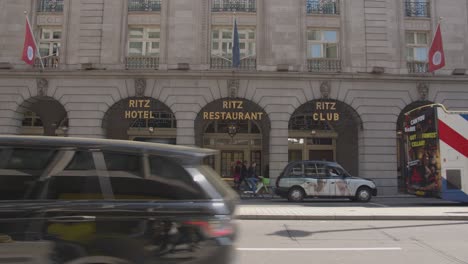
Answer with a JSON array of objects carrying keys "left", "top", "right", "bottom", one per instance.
[
  {"left": 313, "top": 101, "right": 340, "bottom": 121},
  {"left": 124, "top": 99, "right": 155, "bottom": 119},
  {"left": 202, "top": 100, "right": 264, "bottom": 120}
]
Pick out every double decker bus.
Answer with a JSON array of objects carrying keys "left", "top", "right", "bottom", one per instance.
[{"left": 403, "top": 104, "right": 468, "bottom": 202}]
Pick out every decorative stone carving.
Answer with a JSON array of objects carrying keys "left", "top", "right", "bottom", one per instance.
[
  {"left": 320, "top": 81, "right": 331, "bottom": 99},
  {"left": 37, "top": 78, "right": 48, "bottom": 97},
  {"left": 135, "top": 78, "right": 146, "bottom": 97},
  {"left": 417, "top": 83, "right": 429, "bottom": 101},
  {"left": 228, "top": 79, "right": 239, "bottom": 98}
]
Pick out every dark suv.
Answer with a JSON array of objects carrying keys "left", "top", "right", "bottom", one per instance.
[{"left": 0, "top": 135, "right": 238, "bottom": 264}]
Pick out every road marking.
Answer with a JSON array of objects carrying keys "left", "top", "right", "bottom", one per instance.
[
  {"left": 237, "top": 247, "right": 402, "bottom": 251},
  {"left": 369, "top": 202, "right": 389, "bottom": 207}
]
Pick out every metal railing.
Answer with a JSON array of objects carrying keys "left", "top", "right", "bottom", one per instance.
[
  {"left": 125, "top": 56, "right": 159, "bottom": 69},
  {"left": 34, "top": 56, "right": 60, "bottom": 68},
  {"left": 307, "top": 58, "right": 341, "bottom": 72},
  {"left": 212, "top": 0, "right": 256, "bottom": 12},
  {"left": 407, "top": 61, "right": 428, "bottom": 73},
  {"left": 37, "top": 0, "right": 64, "bottom": 12},
  {"left": 210, "top": 56, "right": 256, "bottom": 70},
  {"left": 307, "top": 0, "right": 340, "bottom": 15},
  {"left": 405, "top": 1, "right": 430, "bottom": 17},
  {"left": 128, "top": 0, "right": 161, "bottom": 12}
]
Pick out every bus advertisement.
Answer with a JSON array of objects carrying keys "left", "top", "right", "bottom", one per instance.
[{"left": 404, "top": 104, "right": 468, "bottom": 202}]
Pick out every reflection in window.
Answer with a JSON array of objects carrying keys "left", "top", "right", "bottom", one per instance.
[
  {"left": 65, "top": 151, "right": 96, "bottom": 170},
  {"left": 307, "top": 29, "right": 338, "bottom": 59}
]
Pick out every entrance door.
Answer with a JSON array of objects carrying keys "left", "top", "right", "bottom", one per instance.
[
  {"left": 309, "top": 150, "right": 334, "bottom": 161},
  {"left": 221, "top": 151, "right": 244, "bottom": 178}
]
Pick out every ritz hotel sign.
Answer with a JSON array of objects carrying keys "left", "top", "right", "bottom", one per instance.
[
  {"left": 124, "top": 99, "right": 155, "bottom": 119},
  {"left": 313, "top": 101, "right": 340, "bottom": 121}
]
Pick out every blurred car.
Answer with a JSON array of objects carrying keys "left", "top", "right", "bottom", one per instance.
[
  {"left": 275, "top": 160, "right": 377, "bottom": 202},
  {"left": 0, "top": 135, "right": 238, "bottom": 264}
]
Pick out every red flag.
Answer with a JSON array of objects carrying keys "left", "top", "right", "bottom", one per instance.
[
  {"left": 428, "top": 23, "right": 445, "bottom": 72},
  {"left": 21, "top": 17, "right": 37, "bottom": 65}
]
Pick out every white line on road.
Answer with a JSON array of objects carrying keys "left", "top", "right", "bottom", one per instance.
[
  {"left": 369, "top": 202, "right": 389, "bottom": 207},
  {"left": 237, "top": 247, "right": 402, "bottom": 251}
]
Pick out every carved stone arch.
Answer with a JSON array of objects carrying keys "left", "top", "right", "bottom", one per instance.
[
  {"left": 194, "top": 97, "right": 271, "bottom": 177},
  {"left": 289, "top": 99, "right": 363, "bottom": 175},
  {"left": 16, "top": 95, "right": 68, "bottom": 136},
  {"left": 102, "top": 97, "right": 176, "bottom": 140}
]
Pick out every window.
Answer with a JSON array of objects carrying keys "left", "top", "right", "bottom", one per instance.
[
  {"left": 405, "top": 0, "right": 430, "bottom": 18},
  {"left": 65, "top": 151, "right": 96, "bottom": 170},
  {"left": 211, "top": 27, "right": 256, "bottom": 59},
  {"left": 212, "top": 0, "right": 256, "bottom": 12},
  {"left": 38, "top": 0, "right": 64, "bottom": 12},
  {"left": 0, "top": 147, "right": 57, "bottom": 200},
  {"left": 287, "top": 163, "right": 303, "bottom": 177},
  {"left": 39, "top": 28, "right": 61, "bottom": 57},
  {"left": 307, "top": 0, "right": 339, "bottom": 15},
  {"left": 128, "top": 0, "right": 161, "bottom": 12},
  {"left": 128, "top": 27, "right": 160, "bottom": 56},
  {"left": 149, "top": 156, "right": 207, "bottom": 199},
  {"left": 406, "top": 32, "right": 428, "bottom": 62},
  {"left": 22, "top": 111, "right": 43, "bottom": 127},
  {"left": 304, "top": 163, "right": 318, "bottom": 177},
  {"left": 307, "top": 30, "right": 338, "bottom": 59}
]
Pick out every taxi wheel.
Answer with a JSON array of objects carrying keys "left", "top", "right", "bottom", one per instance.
[
  {"left": 288, "top": 187, "right": 305, "bottom": 202},
  {"left": 355, "top": 187, "right": 372, "bottom": 202}
]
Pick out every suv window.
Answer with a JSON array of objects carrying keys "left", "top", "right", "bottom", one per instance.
[
  {"left": 0, "top": 147, "right": 56, "bottom": 200},
  {"left": 286, "top": 163, "right": 303, "bottom": 178},
  {"left": 148, "top": 156, "right": 208, "bottom": 200}
]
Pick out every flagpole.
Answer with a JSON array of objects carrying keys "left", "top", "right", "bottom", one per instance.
[{"left": 24, "top": 11, "right": 44, "bottom": 70}]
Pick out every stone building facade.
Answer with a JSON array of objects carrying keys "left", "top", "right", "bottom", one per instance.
[{"left": 1, "top": 0, "right": 468, "bottom": 195}]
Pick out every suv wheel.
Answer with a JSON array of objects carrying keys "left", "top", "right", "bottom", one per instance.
[
  {"left": 288, "top": 187, "right": 305, "bottom": 202},
  {"left": 355, "top": 187, "right": 372, "bottom": 202}
]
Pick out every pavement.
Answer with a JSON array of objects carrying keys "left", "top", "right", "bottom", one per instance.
[{"left": 234, "top": 195, "right": 468, "bottom": 220}]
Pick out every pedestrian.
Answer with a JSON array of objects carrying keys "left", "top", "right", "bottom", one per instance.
[
  {"left": 239, "top": 160, "right": 249, "bottom": 190},
  {"left": 233, "top": 160, "right": 242, "bottom": 190},
  {"left": 246, "top": 162, "right": 259, "bottom": 193}
]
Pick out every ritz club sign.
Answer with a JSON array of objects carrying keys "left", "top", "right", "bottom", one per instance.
[
  {"left": 203, "top": 100, "right": 264, "bottom": 120},
  {"left": 124, "top": 99, "right": 155, "bottom": 119},
  {"left": 313, "top": 101, "right": 340, "bottom": 121}
]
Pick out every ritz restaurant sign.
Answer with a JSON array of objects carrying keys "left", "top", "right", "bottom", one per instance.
[{"left": 202, "top": 100, "right": 264, "bottom": 120}]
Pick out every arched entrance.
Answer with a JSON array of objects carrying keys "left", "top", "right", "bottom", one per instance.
[
  {"left": 18, "top": 96, "right": 68, "bottom": 136},
  {"left": 194, "top": 98, "right": 270, "bottom": 179},
  {"left": 288, "top": 99, "right": 362, "bottom": 176},
  {"left": 102, "top": 97, "right": 176, "bottom": 143},
  {"left": 396, "top": 100, "right": 432, "bottom": 192}
]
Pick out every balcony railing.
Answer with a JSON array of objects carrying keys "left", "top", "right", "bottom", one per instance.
[
  {"left": 128, "top": 0, "right": 161, "bottom": 12},
  {"left": 210, "top": 56, "right": 256, "bottom": 70},
  {"left": 405, "top": 1, "right": 430, "bottom": 17},
  {"left": 34, "top": 56, "right": 60, "bottom": 68},
  {"left": 307, "top": 59, "right": 341, "bottom": 72},
  {"left": 126, "top": 56, "right": 159, "bottom": 69},
  {"left": 307, "top": 0, "right": 340, "bottom": 15},
  {"left": 37, "top": 0, "right": 64, "bottom": 12},
  {"left": 407, "top": 61, "right": 428, "bottom": 73},
  {"left": 212, "top": 0, "right": 256, "bottom": 12}
]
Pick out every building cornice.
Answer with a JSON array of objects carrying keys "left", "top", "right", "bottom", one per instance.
[{"left": 0, "top": 70, "right": 467, "bottom": 83}]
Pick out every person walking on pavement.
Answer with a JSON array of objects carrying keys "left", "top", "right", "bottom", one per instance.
[
  {"left": 246, "top": 162, "right": 259, "bottom": 193},
  {"left": 233, "top": 161, "right": 242, "bottom": 190},
  {"left": 239, "top": 160, "right": 249, "bottom": 190}
]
